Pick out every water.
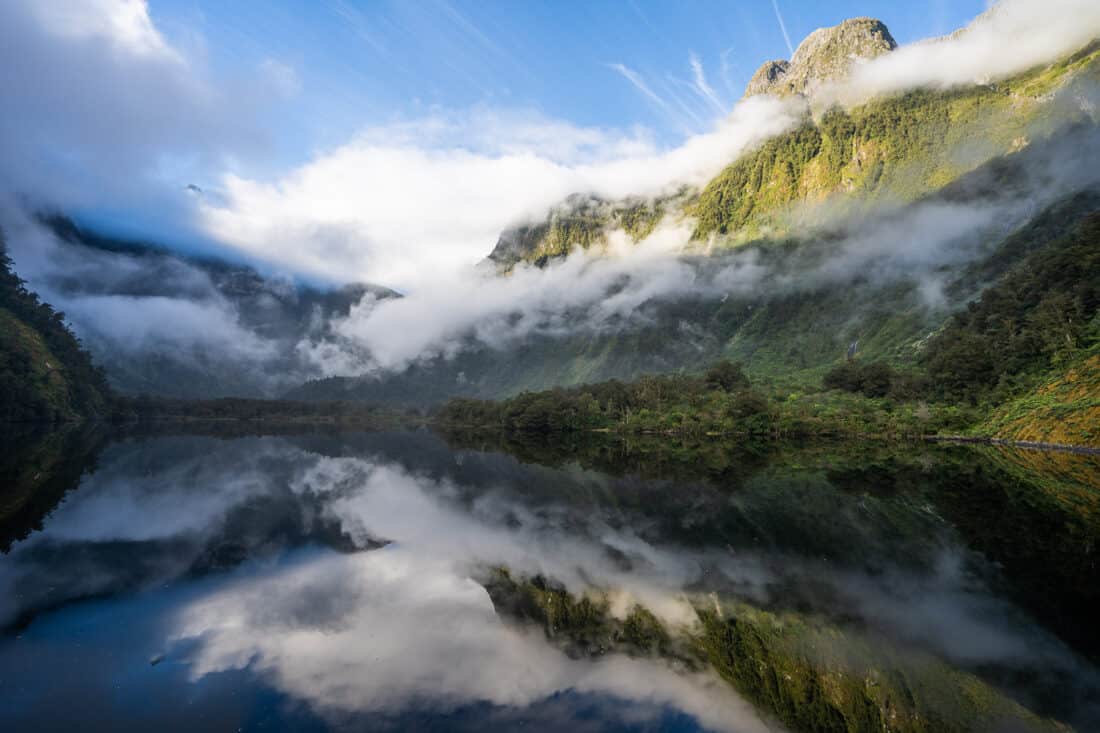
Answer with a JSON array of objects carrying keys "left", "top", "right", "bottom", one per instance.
[{"left": 1, "top": 425, "right": 1098, "bottom": 732}]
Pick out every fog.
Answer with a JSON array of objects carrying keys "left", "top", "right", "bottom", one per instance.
[
  {"left": 0, "top": 204, "right": 343, "bottom": 396},
  {"left": 294, "top": 107, "right": 1100, "bottom": 376}
]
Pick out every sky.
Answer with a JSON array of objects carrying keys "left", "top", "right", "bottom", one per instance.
[
  {"left": 8, "top": 0, "right": 1099, "bottom": 294},
  {"left": 150, "top": 0, "right": 987, "bottom": 165}
]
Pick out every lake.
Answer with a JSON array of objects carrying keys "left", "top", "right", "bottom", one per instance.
[{"left": 1, "top": 425, "right": 1098, "bottom": 732}]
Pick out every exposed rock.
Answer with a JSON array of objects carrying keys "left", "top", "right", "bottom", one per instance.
[
  {"left": 744, "top": 17, "right": 897, "bottom": 98},
  {"left": 744, "top": 60, "right": 791, "bottom": 97}
]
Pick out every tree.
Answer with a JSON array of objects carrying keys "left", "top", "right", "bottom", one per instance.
[{"left": 705, "top": 360, "right": 751, "bottom": 392}]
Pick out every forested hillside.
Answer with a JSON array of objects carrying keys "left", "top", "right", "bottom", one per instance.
[{"left": 0, "top": 236, "right": 112, "bottom": 421}]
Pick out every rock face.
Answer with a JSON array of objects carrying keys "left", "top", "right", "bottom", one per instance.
[
  {"left": 744, "top": 60, "right": 791, "bottom": 97},
  {"left": 745, "top": 17, "right": 897, "bottom": 98}
]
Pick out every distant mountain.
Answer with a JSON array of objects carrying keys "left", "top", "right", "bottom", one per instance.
[{"left": 11, "top": 215, "right": 398, "bottom": 399}]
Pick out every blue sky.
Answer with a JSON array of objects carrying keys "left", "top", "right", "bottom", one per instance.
[{"left": 152, "top": 0, "right": 987, "bottom": 169}]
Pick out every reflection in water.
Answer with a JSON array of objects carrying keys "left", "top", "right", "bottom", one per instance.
[{"left": 0, "top": 428, "right": 1098, "bottom": 732}]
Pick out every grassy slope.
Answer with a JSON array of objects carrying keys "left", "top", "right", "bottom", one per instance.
[
  {"left": 693, "top": 42, "right": 1100, "bottom": 241},
  {"left": 979, "top": 352, "right": 1100, "bottom": 446}
]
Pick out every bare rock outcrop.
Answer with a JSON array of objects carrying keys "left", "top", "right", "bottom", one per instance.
[{"left": 744, "top": 17, "right": 897, "bottom": 98}]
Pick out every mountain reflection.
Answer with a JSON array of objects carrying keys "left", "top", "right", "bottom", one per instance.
[{"left": 1, "top": 428, "right": 1098, "bottom": 731}]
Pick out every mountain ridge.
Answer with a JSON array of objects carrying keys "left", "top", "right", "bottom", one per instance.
[
  {"left": 485, "top": 38, "right": 1099, "bottom": 272},
  {"left": 744, "top": 17, "right": 898, "bottom": 99}
]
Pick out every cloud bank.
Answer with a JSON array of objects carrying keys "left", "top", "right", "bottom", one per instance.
[{"left": 197, "top": 98, "right": 800, "bottom": 289}]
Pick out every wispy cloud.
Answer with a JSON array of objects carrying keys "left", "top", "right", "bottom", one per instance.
[
  {"left": 608, "top": 62, "right": 670, "bottom": 112},
  {"left": 770, "top": 0, "right": 795, "bottom": 57},
  {"left": 689, "top": 53, "right": 725, "bottom": 112}
]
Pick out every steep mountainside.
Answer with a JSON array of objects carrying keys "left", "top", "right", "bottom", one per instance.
[
  {"left": 290, "top": 117, "right": 1100, "bottom": 409},
  {"left": 488, "top": 33, "right": 1100, "bottom": 270},
  {"left": 0, "top": 236, "right": 112, "bottom": 421}
]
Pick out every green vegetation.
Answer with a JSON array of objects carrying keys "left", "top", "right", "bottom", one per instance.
[
  {"left": 921, "top": 213, "right": 1100, "bottom": 405},
  {"left": 489, "top": 195, "right": 675, "bottom": 271},
  {"left": 442, "top": 207, "right": 1100, "bottom": 446},
  {"left": 437, "top": 361, "right": 771, "bottom": 435},
  {"left": 437, "top": 359, "right": 977, "bottom": 440},
  {"left": 692, "top": 45, "right": 1100, "bottom": 242},
  {"left": 0, "top": 244, "right": 112, "bottom": 422}
]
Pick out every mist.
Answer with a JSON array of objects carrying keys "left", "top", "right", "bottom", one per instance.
[
  {"left": 291, "top": 103, "right": 1100, "bottom": 378},
  {"left": 0, "top": 203, "right": 341, "bottom": 397}
]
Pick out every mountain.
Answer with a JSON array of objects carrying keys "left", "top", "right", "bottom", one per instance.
[
  {"left": 0, "top": 235, "right": 112, "bottom": 421},
  {"left": 290, "top": 26, "right": 1100, "bottom": 412},
  {"left": 487, "top": 32, "right": 1100, "bottom": 270},
  {"left": 743, "top": 17, "right": 897, "bottom": 98},
  {"left": 9, "top": 216, "right": 398, "bottom": 399}
]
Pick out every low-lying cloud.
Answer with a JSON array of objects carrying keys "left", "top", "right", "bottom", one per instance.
[
  {"left": 294, "top": 113, "right": 1100, "bottom": 377},
  {"left": 0, "top": 204, "right": 326, "bottom": 396},
  {"left": 197, "top": 98, "right": 801, "bottom": 289}
]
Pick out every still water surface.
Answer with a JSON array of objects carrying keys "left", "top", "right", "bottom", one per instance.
[{"left": 1, "top": 427, "right": 1098, "bottom": 732}]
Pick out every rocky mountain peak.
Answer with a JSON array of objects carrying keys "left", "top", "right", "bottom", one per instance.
[{"left": 744, "top": 17, "right": 897, "bottom": 98}]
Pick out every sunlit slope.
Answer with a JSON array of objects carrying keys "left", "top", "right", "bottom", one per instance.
[
  {"left": 979, "top": 353, "right": 1100, "bottom": 447},
  {"left": 290, "top": 171, "right": 1100, "bottom": 407},
  {"left": 489, "top": 40, "right": 1100, "bottom": 270},
  {"left": 691, "top": 41, "right": 1100, "bottom": 242}
]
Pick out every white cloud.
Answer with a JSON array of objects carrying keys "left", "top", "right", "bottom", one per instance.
[
  {"left": 0, "top": 0, "right": 273, "bottom": 215},
  {"left": 27, "top": 0, "right": 180, "bottom": 59},
  {"left": 825, "top": 0, "right": 1100, "bottom": 105},
  {"left": 296, "top": 220, "right": 704, "bottom": 373},
  {"left": 198, "top": 97, "right": 801, "bottom": 290},
  {"left": 689, "top": 53, "right": 726, "bottom": 112}
]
